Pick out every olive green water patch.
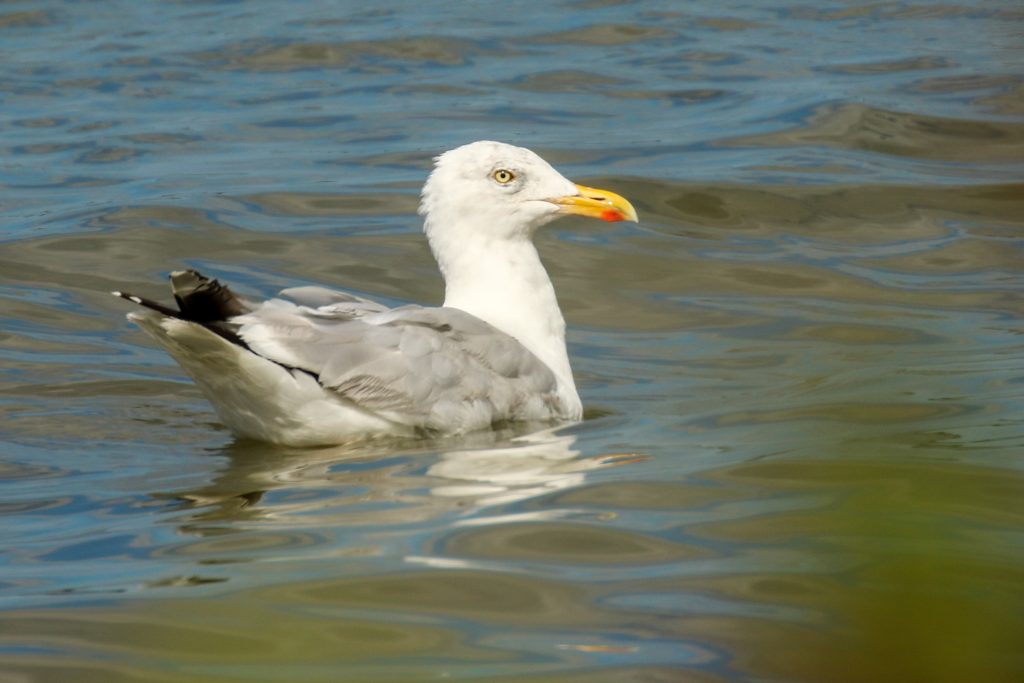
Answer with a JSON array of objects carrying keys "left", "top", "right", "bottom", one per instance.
[
  {"left": 550, "top": 480, "right": 740, "bottom": 511},
  {"left": 711, "top": 401, "right": 968, "bottom": 427},
  {"left": 441, "top": 521, "right": 706, "bottom": 565},
  {"left": 500, "top": 69, "right": 631, "bottom": 95},
  {"left": 629, "top": 179, "right": 1024, "bottom": 240},
  {"left": 0, "top": 10, "right": 53, "bottom": 28},
  {"left": 728, "top": 103, "right": 1024, "bottom": 162},
  {"left": 526, "top": 24, "right": 675, "bottom": 46},
  {"left": 238, "top": 191, "right": 418, "bottom": 218},
  {"left": 819, "top": 56, "right": 950, "bottom": 75},
  {"left": 861, "top": 237, "right": 1024, "bottom": 275},
  {"left": 196, "top": 37, "right": 506, "bottom": 72}
]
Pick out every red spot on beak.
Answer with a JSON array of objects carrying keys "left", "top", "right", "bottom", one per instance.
[{"left": 600, "top": 209, "right": 623, "bottom": 222}]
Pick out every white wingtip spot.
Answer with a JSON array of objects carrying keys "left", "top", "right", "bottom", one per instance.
[{"left": 111, "top": 291, "right": 122, "bottom": 297}]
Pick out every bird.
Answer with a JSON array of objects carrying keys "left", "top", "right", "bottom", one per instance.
[{"left": 114, "top": 140, "right": 638, "bottom": 446}]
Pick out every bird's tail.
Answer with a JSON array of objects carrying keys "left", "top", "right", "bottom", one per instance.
[
  {"left": 112, "top": 269, "right": 251, "bottom": 323},
  {"left": 113, "top": 269, "right": 254, "bottom": 348}
]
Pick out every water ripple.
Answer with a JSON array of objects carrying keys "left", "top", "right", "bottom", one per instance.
[{"left": 1, "top": 2, "right": 1022, "bottom": 681}]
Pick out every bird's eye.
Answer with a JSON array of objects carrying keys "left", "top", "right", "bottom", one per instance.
[{"left": 492, "top": 168, "right": 515, "bottom": 184}]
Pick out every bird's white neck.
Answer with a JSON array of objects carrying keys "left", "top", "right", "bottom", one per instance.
[{"left": 429, "top": 229, "right": 580, "bottom": 416}]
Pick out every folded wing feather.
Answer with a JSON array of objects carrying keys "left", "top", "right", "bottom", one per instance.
[{"left": 235, "top": 296, "right": 561, "bottom": 430}]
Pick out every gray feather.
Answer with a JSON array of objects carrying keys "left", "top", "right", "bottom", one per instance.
[{"left": 234, "top": 296, "right": 560, "bottom": 431}]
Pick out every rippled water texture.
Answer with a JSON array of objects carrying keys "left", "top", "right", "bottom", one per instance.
[{"left": 2, "top": 2, "right": 1023, "bottom": 681}]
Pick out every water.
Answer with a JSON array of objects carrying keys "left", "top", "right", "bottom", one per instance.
[{"left": 2, "top": 1, "right": 1022, "bottom": 681}]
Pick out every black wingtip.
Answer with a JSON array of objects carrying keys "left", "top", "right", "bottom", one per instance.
[
  {"left": 171, "top": 269, "right": 248, "bottom": 323},
  {"left": 114, "top": 271, "right": 250, "bottom": 348},
  {"left": 112, "top": 290, "right": 181, "bottom": 317},
  {"left": 112, "top": 269, "right": 249, "bottom": 324}
]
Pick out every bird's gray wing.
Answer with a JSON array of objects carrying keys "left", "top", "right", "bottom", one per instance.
[
  {"left": 233, "top": 299, "right": 561, "bottom": 430},
  {"left": 278, "top": 285, "right": 389, "bottom": 319}
]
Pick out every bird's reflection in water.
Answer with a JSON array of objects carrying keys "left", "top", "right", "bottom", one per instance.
[
  {"left": 163, "top": 423, "right": 639, "bottom": 533},
  {"left": 428, "top": 427, "right": 626, "bottom": 506}
]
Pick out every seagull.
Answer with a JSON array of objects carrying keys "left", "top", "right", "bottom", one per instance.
[{"left": 114, "top": 141, "right": 638, "bottom": 446}]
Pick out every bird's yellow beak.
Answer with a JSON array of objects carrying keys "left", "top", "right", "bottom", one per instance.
[{"left": 550, "top": 183, "right": 639, "bottom": 223}]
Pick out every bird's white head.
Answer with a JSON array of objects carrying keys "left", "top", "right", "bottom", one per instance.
[
  {"left": 416, "top": 142, "right": 636, "bottom": 413},
  {"left": 419, "top": 140, "right": 637, "bottom": 245}
]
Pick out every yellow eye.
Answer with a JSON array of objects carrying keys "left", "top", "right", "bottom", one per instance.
[{"left": 492, "top": 168, "right": 515, "bottom": 184}]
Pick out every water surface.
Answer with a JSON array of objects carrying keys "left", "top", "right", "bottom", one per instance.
[{"left": 1, "top": 1, "right": 1022, "bottom": 681}]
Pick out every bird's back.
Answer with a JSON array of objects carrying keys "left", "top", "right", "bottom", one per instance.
[{"left": 122, "top": 271, "right": 570, "bottom": 445}]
